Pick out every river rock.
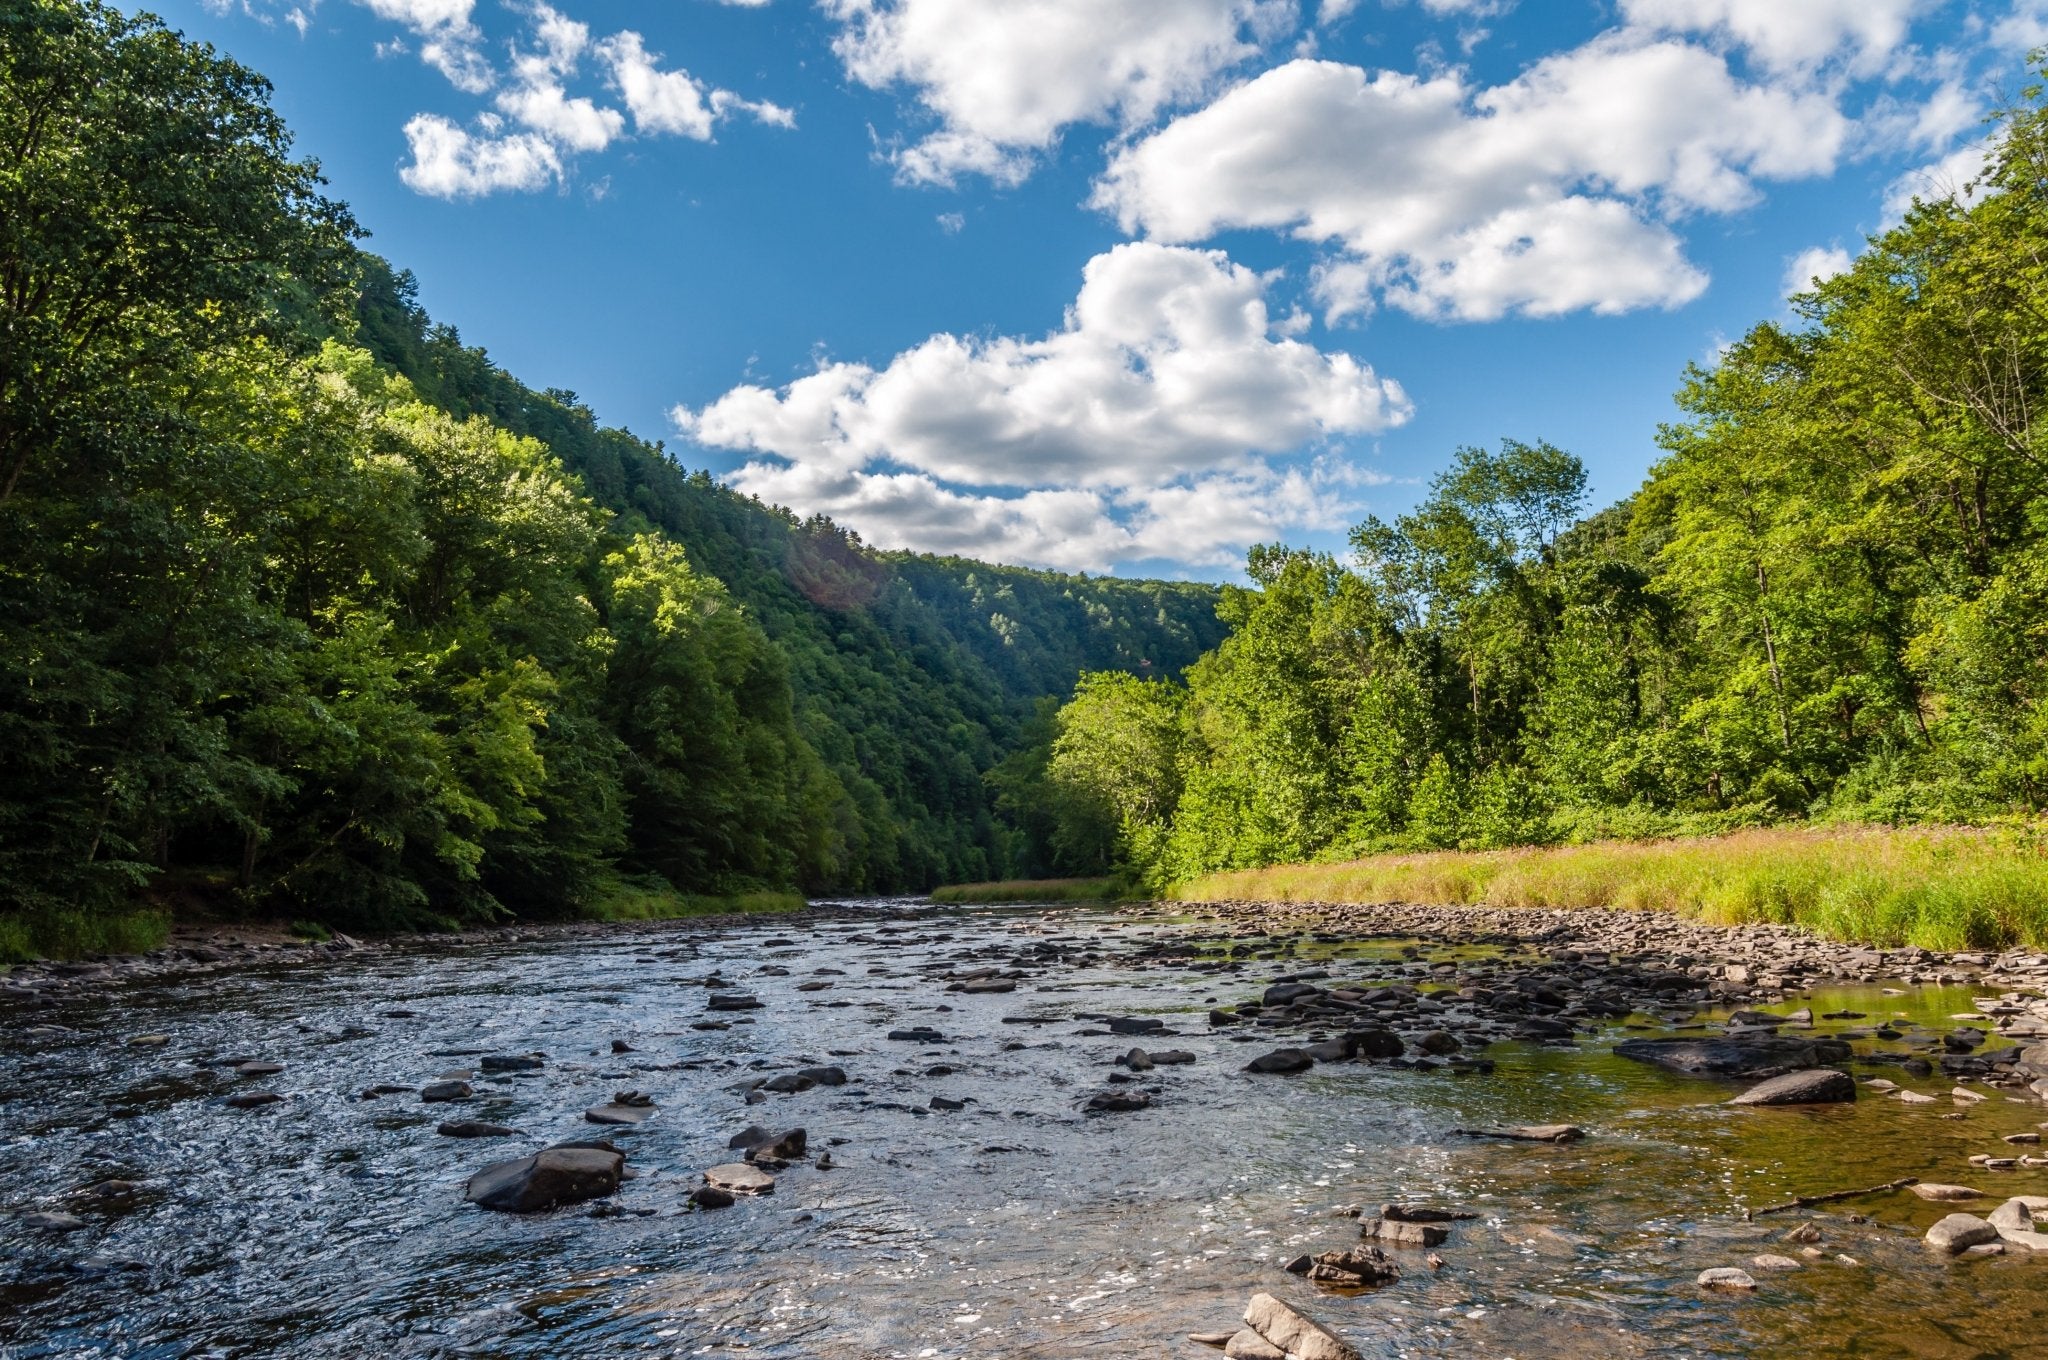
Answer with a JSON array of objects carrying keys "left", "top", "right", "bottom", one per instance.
[
  {"left": 421, "top": 1080, "right": 472, "bottom": 1103},
  {"left": 798, "top": 1065, "right": 848, "bottom": 1086},
  {"left": 708, "top": 994, "right": 764, "bottom": 1011},
  {"left": 224, "top": 1090, "right": 283, "bottom": 1109},
  {"left": 1451, "top": 1124, "right": 1586, "bottom": 1143},
  {"left": 1697, "top": 1268, "right": 1758, "bottom": 1291},
  {"left": 466, "top": 1146, "right": 624, "bottom": 1213},
  {"left": 437, "top": 1120, "right": 520, "bottom": 1138},
  {"left": 742, "top": 1128, "right": 807, "bottom": 1162},
  {"left": 234, "top": 1060, "right": 284, "bottom": 1077},
  {"left": 1084, "top": 1090, "right": 1151, "bottom": 1112},
  {"left": 1614, "top": 1035, "right": 1848, "bottom": 1077},
  {"left": 585, "top": 1091, "right": 655, "bottom": 1125},
  {"left": 1352, "top": 1030, "right": 1405, "bottom": 1059},
  {"left": 1360, "top": 1217, "right": 1447, "bottom": 1247},
  {"left": 761, "top": 1073, "right": 816, "bottom": 1093},
  {"left": 1118, "top": 1048, "right": 1154, "bottom": 1071},
  {"left": 1242, "top": 1292, "right": 1361, "bottom": 1360},
  {"left": 887, "top": 1027, "right": 943, "bottom": 1043},
  {"left": 1245, "top": 1048, "right": 1314, "bottom": 1074},
  {"left": 1729, "top": 1068, "right": 1856, "bottom": 1106},
  {"left": 1223, "top": 1330, "right": 1285, "bottom": 1360},
  {"left": 1382, "top": 1203, "right": 1478, "bottom": 1223},
  {"left": 1303, "top": 1246, "right": 1398, "bottom": 1286},
  {"left": 1912, "top": 1183, "right": 1983, "bottom": 1201},
  {"left": 1108, "top": 1017, "right": 1167, "bottom": 1035},
  {"left": 1416, "top": 1030, "right": 1459, "bottom": 1056},
  {"left": 21, "top": 1211, "right": 87, "bottom": 1232},
  {"left": 689, "top": 1185, "right": 735, "bottom": 1210},
  {"left": 1925, "top": 1213, "right": 2000, "bottom": 1253},
  {"left": 1750, "top": 1254, "right": 1802, "bottom": 1270},
  {"left": 703, "top": 1162, "right": 776, "bottom": 1196},
  {"left": 480, "top": 1054, "right": 545, "bottom": 1072}
]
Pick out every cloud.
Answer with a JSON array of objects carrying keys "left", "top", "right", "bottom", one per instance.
[
  {"left": 359, "top": 0, "right": 493, "bottom": 91},
  {"left": 1781, "top": 244, "right": 1853, "bottom": 297},
  {"left": 1096, "top": 36, "right": 1851, "bottom": 322},
  {"left": 823, "top": 0, "right": 1294, "bottom": 186},
  {"left": 1616, "top": 0, "right": 1928, "bottom": 75},
  {"left": 597, "top": 30, "right": 794, "bottom": 139},
  {"left": 675, "top": 242, "right": 1409, "bottom": 570},
  {"left": 385, "top": 6, "right": 793, "bottom": 197},
  {"left": 399, "top": 112, "right": 561, "bottom": 196}
]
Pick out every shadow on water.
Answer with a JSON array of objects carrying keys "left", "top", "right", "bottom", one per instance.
[{"left": 1, "top": 903, "right": 2044, "bottom": 1358}]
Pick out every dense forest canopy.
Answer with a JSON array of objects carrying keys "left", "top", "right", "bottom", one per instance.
[
  {"left": 1035, "top": 76, "right": 2048, "bottom": 890},
  {"left": 0, "top": 0, "right": 1226, "bottom": 935}
]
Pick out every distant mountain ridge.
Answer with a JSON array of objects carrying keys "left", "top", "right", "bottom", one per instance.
[{"left": 352, "top": 258, "right": 1230, "bottom": 890}]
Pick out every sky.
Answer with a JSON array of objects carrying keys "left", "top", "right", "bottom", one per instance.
[{"left": 155, "top": 0, "right": 2035, "bottom": 579}]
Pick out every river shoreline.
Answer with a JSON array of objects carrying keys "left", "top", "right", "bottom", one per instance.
[{"left": 7, "top": 894, "right": 2047, "bottom": 1003}]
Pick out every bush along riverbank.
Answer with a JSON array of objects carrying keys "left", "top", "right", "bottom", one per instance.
[{"left": 1169, "top": 827, "right": 2048, "bottom": 952}]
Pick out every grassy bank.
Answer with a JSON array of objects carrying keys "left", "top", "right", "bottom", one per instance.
[
  {"left": 930, "top": 877, "right": 1120, "bottom": 905},
  {"left": 584, "top": 875, "right": 806, "bottom": 922},
  {"left": 1171, "top": 826, "right": 2048, "bottom": 951},
  {"left": 0, "top": 909, "right": 174, "bottom": 966}
]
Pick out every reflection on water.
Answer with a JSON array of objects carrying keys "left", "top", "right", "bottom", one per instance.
[{"left": 2, "top": 903, "right": 2045, "bottom": 1358}]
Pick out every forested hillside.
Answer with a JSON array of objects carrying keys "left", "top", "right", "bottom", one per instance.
[
  {"left": 1035, "top": 83, "right": 2048, "bottom": 889},
  {"left": 0, "top": 0, "right": 1223, "bottom": 944}
]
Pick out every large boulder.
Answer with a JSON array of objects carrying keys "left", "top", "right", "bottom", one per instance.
[
  {"left": 1613, "top": 1035, "right": 1848, "bottom": 1078},
  {"left": 466, "top": 1146, "right": 624, "bottom": 1213},
  {"left": 1729, "top": 1068, "right": 1856, "bottom": 1106}
]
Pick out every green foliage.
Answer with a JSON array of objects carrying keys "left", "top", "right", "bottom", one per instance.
[
  {"left": 928, "top": 877, "right": 1119, "bottom": 904},
  {"left": 0, "top": 1, "right": 1227, "bottom": 952},
  {"left": 1030, "top": 73, "right": 2048, "bottom": 888}
]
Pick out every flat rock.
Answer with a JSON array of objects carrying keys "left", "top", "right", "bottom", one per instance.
[
  {"left": 1697, "top": 1268, "right": 1758, "bottom": 1291},
  {"left": 1451, "top": 1124, "right": 1586, "bottom": 1143},
  {"left": 1360, "top": 1217, "right": 1448, "bottom": 1247},
  {"left": 1730, "top": 1068, "right": 1856, "bottom": 1106},
  {"left": 1911, "top": 1183, "right": 1984, "bottom": 1201},
  {"left": 704, "top": 1162, "right": 776, "bottom": 1196},
  {"left": 466, "top": 1146, "right": 624, "bottom": 1213},
  {"left": 1244, "top": 1292, "right": 1361, "bottom": 1360},
  {"left": 437, "top": 1120, "right": 521, "bottom": 1138},
  {"left": 480, "top": 1054, "right": 545, "bottom": 1072},
  {"left": 421, "top": 1080, "right": 472, "bottom": 1103},
  {"left": 1925, "top": 1213, "right": 2000, "bottom": 1253},
  {"left": 224, "top": 1090, "right": 283, "bottom": 1109},
  {"left": 1084, "top": 1090, "right": 1152, "bottom": 1112},
  {"left": 1614, "top": 1035, "right": 1847, "bottom": 1078}
]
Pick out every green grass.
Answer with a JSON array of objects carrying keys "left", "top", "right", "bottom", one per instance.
[
  {"left": 0, "top": 908, "right": 173, "bottom": 965},
  {"left": 582, "top": 874, "right": 805, "bottom": 923},
  {"left": 1170, "top": 825, "right": 2048, "bottom": 951},
  {"left": 930, "top": 876, "right": 1121, "bottom": 905}
]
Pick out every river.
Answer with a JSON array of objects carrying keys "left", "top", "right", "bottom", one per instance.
[{"left": 2, "top": 900, "right": 2044, "bottom": 1358}]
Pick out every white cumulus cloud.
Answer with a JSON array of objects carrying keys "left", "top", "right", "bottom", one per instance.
[
  {"left": 1096, "top": 35, "right": 1851, "bottom": 322},
  {"left": 675, "top": 242, "right": 1408, "bottom": 570},
  {"left": 399, "top": 112, "right": 561, "bottom": 197},
  {"left": 824, "top": 0, "right": 1295, "bottom": 186},
  {"left": 1618, "top": 0, "right": 1930, "bottom": 74}
]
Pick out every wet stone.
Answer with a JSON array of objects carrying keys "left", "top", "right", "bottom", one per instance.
[
  {"left": 420, "top": 1081, "right": 472, "bottom": 1103},
  {"left": 1730, "top": 1067, "right": 1857, "bottom": 1106},
  {"left": 1697, "top": 1268, "right": 1759, "bottom": 1291},
  {"left": 466, "top": 1146, "right": 624, "bottom": 1213},
  {"left": 1245, "top": 1048, "right": 1315, "bottom": 1075},
  {"left": 703, "top": 1163, "right": 776, "bottom": 1196},
  {"left": 479, "top": 1054, "right": 545, "bottom": 1072},
  {"left": 437, "top": 1120, "right": 520, "bottom": 1138}
]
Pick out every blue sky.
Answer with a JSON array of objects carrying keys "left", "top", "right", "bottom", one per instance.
[{"left": 158, "top": 0, "right": 2026, "bottom": 577}]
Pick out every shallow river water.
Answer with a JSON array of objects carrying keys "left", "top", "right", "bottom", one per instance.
[{"left": 3, "top": 901, "right": 2046, "bottom": 1359}]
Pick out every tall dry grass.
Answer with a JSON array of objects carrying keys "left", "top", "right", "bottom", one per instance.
[{"left": 1170, "top": 826, "right": 2048, "bottom": 950}]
